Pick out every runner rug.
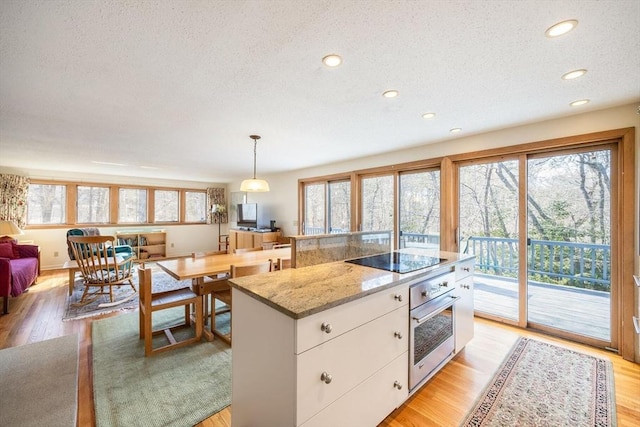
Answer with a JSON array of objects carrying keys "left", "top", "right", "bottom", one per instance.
[
  {"left": 461, "top": 337, "right": 616, "bottom": 426},
  {"left": 0, "top": 334, "right": 79, "bottom": 427},
  {"left": 92, "top": 308, "right": 231, "bottom": 427}
]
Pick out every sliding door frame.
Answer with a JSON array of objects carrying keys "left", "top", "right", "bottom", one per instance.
[{"left": 444, "top": 127, "right": 635, "bottom": 360}]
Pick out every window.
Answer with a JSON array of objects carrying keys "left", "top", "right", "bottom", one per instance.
[
  {"left": 27, "top": 183, "right": 66, "bottom": 225},
  {"left": 119, "top": 188, "right": 147, "bottom": 223},
  {"left": 360, "top": 174, "right": 394, "bottom": 232},
  {"left": 185, "top": 191, "right": 207, "bottom": 223},
  {"left": 301, "top": 177, "right": 352, "bottom": 235},
  {"left": 77, "top": 185, "right": 110, "bottom": 223},
  {"left": 328, "top": 180, "right": 350, "bottom": 233},
  {"left": 304, "top": 183, "right": 325, "bottom": 235},
  {"left": 154, "top": 190, "right": 179, "bottom": 222},
  {"left": 26, "top": 180, "right": 212, "bottom": 226},
  {"left": 399, "top": 169, "right": 440, "bottom": 249}
]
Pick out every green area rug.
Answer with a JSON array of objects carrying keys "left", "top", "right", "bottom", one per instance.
[
  {"left": 92, "top": 308, "right": 231, "bottom": 427},
  {"left": 461, "top": 337, "right": 616, "bottom": 426},
  {"left": 0, "top": 334, "right": 79, "bottom": 427}
]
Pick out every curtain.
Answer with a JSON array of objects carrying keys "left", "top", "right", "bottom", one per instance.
[
  {"left": 0, "top": 174, "right": 30, "bottom": 228},
  {"left": 206, "top": 187, "right": 227, "bottom": 224}
]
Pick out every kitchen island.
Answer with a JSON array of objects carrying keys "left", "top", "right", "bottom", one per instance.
[{"left": 229, "top": 249, "right": 474, "bottom": 427}]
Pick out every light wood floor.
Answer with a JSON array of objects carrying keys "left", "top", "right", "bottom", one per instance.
[{"left": 1, "top": 269, "right": 638, "bottom": 427}]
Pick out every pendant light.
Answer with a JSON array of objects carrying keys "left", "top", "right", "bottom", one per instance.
[{"left": 240, "top": 135, "right": 270, "bottom": 192}]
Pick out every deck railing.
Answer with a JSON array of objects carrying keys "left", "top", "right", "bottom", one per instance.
[
  {"left": 304, "top": 226, "right": 346, "bottom": 235},
  {"left": 464, "top": 236, "right": 610, "bottom": 292}
]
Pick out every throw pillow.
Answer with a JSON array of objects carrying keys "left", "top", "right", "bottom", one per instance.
[
  {"left": 11, "top": 241, "right": 21, "bottom": 259},
  {"left": 0, "top": 242, "right": 15, "bottom": 259}
]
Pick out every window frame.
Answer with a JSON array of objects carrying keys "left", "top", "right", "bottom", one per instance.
[
  {"left": 25, "top": 180, "right": 212, "bottom": 229},
  {"left": 298, "top": 173, "right": 353, "bottom": 235}
]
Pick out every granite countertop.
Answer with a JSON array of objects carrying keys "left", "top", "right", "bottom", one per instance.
[{"left": 229, "top": 250, "right": 474, "bottom": 319}]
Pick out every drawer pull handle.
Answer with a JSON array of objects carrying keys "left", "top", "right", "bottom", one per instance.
[
  {"left": 320, "top": 322, "right": 332, "bottom": 333},
  {"left": 393, "top": 381, "right": 403, "bottom": 390},
  {"left": 320, "top": 372, "right": 333, "bottom": 384},
  {"left": 463, "top": 267, "right": 470, "bottom": 272},
  {"left": 394, "top": 331, "right": 403, "bottom": 339},
  {"left": 439, "top": 281, "right": 449, "bottom": 288},
  {"left": 394, "top": 294, "right": 403, "bottom": 302}
]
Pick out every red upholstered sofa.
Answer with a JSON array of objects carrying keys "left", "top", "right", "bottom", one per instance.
[{"left": 0, "top": 238, "right": 40, "bottom": 314}]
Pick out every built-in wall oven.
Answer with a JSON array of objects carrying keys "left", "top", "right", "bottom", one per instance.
[{"left": 408, "top": 270, "right": 458, "bottom": 390}]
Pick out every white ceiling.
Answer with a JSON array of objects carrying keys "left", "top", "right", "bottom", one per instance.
[{"left": 1, "top": 0, "right": 639, "bottom": 183}]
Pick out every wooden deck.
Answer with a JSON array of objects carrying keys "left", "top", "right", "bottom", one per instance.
[{"left": 473, "top": 273, "right": 610, "bottom": 341}]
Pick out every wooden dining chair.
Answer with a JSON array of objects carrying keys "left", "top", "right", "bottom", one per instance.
[
  {"left": 190, "top": 250, "right": 230, "bottom": 332},
  {"left": 277, "top": 257, "right": 292, "bottom": 270},
  {"left": 211, "top": 260, "right": 272, "bottom": 344},
  {"left": 138, "top": 265, "right": 203, "bottom": 356},
  {"left": 234, "top": 247, "right": 263, "bottom": 254}
]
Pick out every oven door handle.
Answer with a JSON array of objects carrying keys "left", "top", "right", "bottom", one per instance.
[{"left": 412, "top": 296, "right": 460, "bottom": 324}]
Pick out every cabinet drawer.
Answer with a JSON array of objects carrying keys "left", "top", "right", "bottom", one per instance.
[
  {"left": 295, "top": 284, "right": 408, "bottom": 354},
  {"left": 300, "top": 352, "right": 408, "bottom": 427},
  {"left": 296, "top": 306, "right": 408, "bottom": 425},
  {"left": 455, "top": 259, "right": 474, "bottom": 281}
]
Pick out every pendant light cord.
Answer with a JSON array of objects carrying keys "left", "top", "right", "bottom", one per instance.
[{"left": 252, "top": 140, "right": 257, "bottom": 179}]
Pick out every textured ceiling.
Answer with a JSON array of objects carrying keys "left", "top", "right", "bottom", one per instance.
[{"left": 1, "top": 0, "right": 639, "bottom": 183}]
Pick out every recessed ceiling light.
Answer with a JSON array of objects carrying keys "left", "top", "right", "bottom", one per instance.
[
  {"left": 562, "top": 69, "right": 587, "bottom": 80},
  {"left": 450, "top": 128, "right": 462, "bottom": 133},
  {"left": 545, "top": 19, "right": 578, "bottom": 37},
  {"left": 322, "top": 54, "right": 342, "bottom": 67},
  {"left": 382, "top": 90, "right": 399, "bottom": 98},
  {"left": 140, "top": 165, "right": 160, "bottom": 170},
  {"left": 570, "top": 99, "right": 590, "bottom": 107},
  {"left": 422, "top": 112, "right": 436, "bottom": 119}
]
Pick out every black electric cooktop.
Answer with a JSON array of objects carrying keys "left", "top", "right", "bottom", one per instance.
[{"left": 345, "top": 252, "right": 445, "bottom": 274}]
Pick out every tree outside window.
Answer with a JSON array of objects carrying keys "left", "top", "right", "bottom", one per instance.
[
  {"left": 119, "top": 188, "right": 147, "bottom": 223},
  {"left": 27, "top": 184, "right": 66, "bottom": 224}
]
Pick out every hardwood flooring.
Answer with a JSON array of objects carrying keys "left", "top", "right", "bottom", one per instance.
[{"left": 1, "top": 269, "right": 638, "bottom": 427}]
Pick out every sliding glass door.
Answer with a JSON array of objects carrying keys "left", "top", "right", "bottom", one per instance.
[
  {"left": 456, "top": 145, "right": 615, "bottom": 347},
  {"left": 527, "top": 148, "right": 612, "bottom": 342},
  {"left": 458, "top": 159, "right": 520, "bottom": 321}
]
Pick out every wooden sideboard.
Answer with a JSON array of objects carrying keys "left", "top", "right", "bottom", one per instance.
[{"left": 228, "top": 229, "right": 281, "bottom": 253}]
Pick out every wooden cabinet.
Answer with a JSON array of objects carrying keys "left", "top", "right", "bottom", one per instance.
[
  {"left": 116, "top": 230, "right": 166, "bottom": 260},
  {"left": 228, "top": 229, "right": 281, "bottom": 253},
  {"left": 232, "top": 283, "right": 409, "bottom": 427},
  {"left": 454, "top": 258, "right": 475, "bottom": 353}
]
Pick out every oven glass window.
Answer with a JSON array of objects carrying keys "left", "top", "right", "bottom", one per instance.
[{"left": 413, "top": 307, "right": 453, "bottom": 364}]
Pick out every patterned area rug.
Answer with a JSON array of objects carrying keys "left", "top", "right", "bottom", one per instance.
[
  {"left": 461, "top": 337, "right": 616, "bottom": 426},
  {"left": 62, "top": 265, "right": 190, "bottom": 321}
]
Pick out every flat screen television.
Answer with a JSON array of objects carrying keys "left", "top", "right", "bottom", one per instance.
[{"left": 237, "top": 203, "right": 258, "bottom": 228}]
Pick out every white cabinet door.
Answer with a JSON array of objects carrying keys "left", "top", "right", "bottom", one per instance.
[
  {"left": 455, "top": 275, "right": 474, "bottom": 352},
  {"left": 300, "top": 353, "right": 408, "bottom": 427},
  {"left": 296, "top": 306, "right": 408, "bottom": 425}
]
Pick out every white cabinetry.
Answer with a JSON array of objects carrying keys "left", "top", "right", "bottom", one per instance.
[
  {"left": 454, "top": 258, "right": 475, "bottom": 353},
  {"left": 232, "top": 284, "right": 409, "bottom": 427}
]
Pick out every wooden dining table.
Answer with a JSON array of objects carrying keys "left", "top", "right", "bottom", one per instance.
[{"left": 156, "top": 247, "right": 291, "bottom": 341}]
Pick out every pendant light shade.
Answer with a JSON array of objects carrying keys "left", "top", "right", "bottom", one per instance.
[{"left": 240, "top": 135, "right": 270, "bottom": 192}]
